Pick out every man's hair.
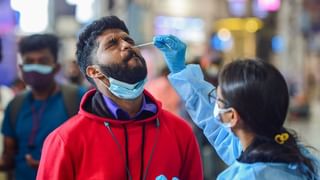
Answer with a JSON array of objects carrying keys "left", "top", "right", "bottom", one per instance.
[
  {"left": 18, "top": 34, "right": 60, "bottom": 62},
  {"left": 76, "top": 15, "right": 129, "bottom": 84}
]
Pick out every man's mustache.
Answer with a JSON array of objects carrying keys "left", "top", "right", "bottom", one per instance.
[{"left": 123, "top": 50, "right": 143, "bottom": 63}]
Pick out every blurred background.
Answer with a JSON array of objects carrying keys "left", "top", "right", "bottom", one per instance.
[{"left": 0, "top": 0, "right": 320, "bottom": 179}]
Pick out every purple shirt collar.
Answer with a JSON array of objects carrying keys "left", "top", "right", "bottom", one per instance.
[{"left": 102, "top": 94, "right": 157, "bottom": 120}]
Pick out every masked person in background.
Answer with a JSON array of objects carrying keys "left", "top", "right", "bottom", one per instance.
[
  {"left": 36, "top": 16, "right": 203, "bottom": 180},
  {"left": 0, "top": 34, "right": 85, "bottom": 180},
  {"left": 154, "top": 35, "right": 320, "bottom": 179}
]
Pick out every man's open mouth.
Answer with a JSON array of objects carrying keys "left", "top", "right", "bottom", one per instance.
[{"left": 124, "top": 51, "right": 142, "bottom": 63}]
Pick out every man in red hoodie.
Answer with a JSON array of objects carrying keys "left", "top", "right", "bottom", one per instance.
[{"left": 37, "top": 16, "right": 203, "bottom": 180}]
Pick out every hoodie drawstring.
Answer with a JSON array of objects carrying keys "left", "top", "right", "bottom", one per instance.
[
  {"left": 123, "top": 125, "right": 130, "bottom": 180},
  {"left": 104, "top": 122, "right": 132, "bottom": 180},
  {"left": 104, "top": 119, "right": 160, "bottom": 180},
  {"left": 140, "top": 124, "right": 146, "bottom": 180},
  {"left": 143, "top": 119, "right": 160, "bottom": 180}
]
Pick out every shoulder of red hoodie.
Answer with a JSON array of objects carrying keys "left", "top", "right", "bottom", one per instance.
[{"left": 38, "top": 89, "right": 203, "bottom": 180}]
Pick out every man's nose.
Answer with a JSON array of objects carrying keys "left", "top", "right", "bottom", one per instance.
[{"left": 120, "top": 39, "right": 133, "bottom": 50}]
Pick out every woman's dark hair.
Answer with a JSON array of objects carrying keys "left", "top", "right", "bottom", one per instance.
[
  {"left": 218, "top": 58, "right": 316, "bottom": 175},
  {"left": 76, "top": 15, "right": 129, "bottom": 85},
  {"left": 19, "top": 34, "right": 59, "bottom": 62}
]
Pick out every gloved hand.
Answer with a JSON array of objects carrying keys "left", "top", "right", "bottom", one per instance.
[
  {"left": 153, "top": 35, "right": 186, "bottom": 73},
  {"left": 155, "top": 175, "right": 179, "bottom": 180}
]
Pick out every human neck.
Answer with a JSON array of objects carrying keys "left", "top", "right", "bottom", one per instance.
[
  {"left": 235, "top": 129, "right": 255, "bottom": 151},
  {"left": 31, "top": 82, "right": 57, "bottom": 100},
  {"left": 105, "top": 90, "right": 143, "bottom": 118}
]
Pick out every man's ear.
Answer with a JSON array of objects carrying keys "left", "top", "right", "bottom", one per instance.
[
  {"left": 53, "top": 64, "right": 61, "bottom": 73},
  {"left": 86, "top": 66, "right": 102, "bottom": 78},
  {"left": 86, "top": 66, "right": 109, "bottom": 85}
]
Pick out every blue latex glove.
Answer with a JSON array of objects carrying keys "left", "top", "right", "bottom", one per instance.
[
  {"left": 155, "top": 175, "right": 167, "bottom": 180},
  {"left": 153, "top": 35, "right": 186, "bottom": 73},
  {"left": 155, "top": 175, "right": 179, "bottom": 180}
]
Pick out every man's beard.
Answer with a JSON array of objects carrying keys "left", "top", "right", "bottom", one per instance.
[{"left": 98, "top": 51, "right": 147, "bottom": 84}]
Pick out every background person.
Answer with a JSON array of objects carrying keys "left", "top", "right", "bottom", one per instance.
[{"left": 0, "top": 34, "right": 85, "bottom": 180}]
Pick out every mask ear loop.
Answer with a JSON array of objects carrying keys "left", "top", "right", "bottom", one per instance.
[
  {"left": 214, "top": 102, "right": 234, "bottom": 126},
  {"left": 92, "top": 66, "right": 106, "bottom": 78},
  {"left": 90, "top": 66, "right": 110, "bottom": 87},
  {"left": 222, "top": 107, "right": 235, "bottom": 122}
]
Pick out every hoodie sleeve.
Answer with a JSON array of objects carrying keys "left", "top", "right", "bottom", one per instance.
[
  {"left": 168, "top": 64, "right": 242, "bottom": 165},
  {"left": 36, "top": 131, "right": 74, "bottom": 180}
]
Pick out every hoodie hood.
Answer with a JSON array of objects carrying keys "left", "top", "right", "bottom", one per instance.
[{"left": 78, "top": 89, "right": 163, "bottom": 126}]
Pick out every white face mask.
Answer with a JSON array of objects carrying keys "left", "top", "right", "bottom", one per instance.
[
  {"left": 213, "top": 101, "right": 233, "bottom": 128},
  {"left": 22, "top": 64, "right": 54, "bottom": 74}
]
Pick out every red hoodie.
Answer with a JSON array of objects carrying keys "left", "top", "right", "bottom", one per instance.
[{"left": 37, "top": 89, "right": 203, "bottom": 180}]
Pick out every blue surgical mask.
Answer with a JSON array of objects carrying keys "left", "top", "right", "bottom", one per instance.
[
  {"left": 213, "top": 102, "right": 232, "bottom": 128},
  {"left": 100, "top": 76, "right": 147, "bottom": 100},
  {"left": 22, "top": 64, "right": 54, "bottom": 74}
]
